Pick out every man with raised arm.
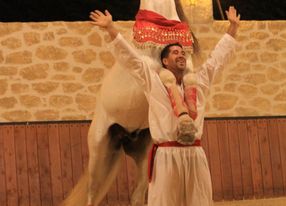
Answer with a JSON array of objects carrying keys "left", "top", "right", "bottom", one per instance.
[{"left": 90, "top": 6, "right": 240, "bottom": 206}]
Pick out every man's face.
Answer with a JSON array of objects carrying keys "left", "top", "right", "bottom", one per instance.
[{"left": 163, "top": 46, "right": 187, "bottom": 72}]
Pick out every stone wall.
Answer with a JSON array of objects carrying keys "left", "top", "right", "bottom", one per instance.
[
  {"left": 196, "top": 21, "right": 286, "bottom": 117},
  {"left": 0, "top": 20, "right": 285, "bottom": 122}
]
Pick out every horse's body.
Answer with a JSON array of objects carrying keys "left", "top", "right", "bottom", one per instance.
[
  {"left": 60, "top": 1, "right": 189, "bottom": 205},
  {"left": 60, "top": 64, "right": 152, "bottom": 206}
]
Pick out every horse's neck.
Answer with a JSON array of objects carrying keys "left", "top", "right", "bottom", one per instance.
[{"left": 139, "top": 0, "right": 180, "bottom": 21}]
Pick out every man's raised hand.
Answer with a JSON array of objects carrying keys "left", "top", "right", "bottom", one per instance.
[
  {"left": 90, "top": 10, "right": 113, "bottom": 28},
  {"left": 89, "top": 9, "right": 118, "bottom": 39},
  {"left": 226, "top": 6, "right": 240, "bottom": 26}
]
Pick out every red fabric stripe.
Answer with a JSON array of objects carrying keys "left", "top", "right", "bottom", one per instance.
[
  {"left": 158, "top": 139, "right": 201, "bottom": 147},
  {"left": 184, "top": 86, "right": 198, "bottom": 120}
]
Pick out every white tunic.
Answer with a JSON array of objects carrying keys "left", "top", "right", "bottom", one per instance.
[
  {"left": 139, "top": 0, "right": 180, "bottom": 21},
  {"left": 110, "top": 33, "right": 237, "bottom": 206},
  {"left": 110, "top": 33, "right": 236, "bottom": 143}
]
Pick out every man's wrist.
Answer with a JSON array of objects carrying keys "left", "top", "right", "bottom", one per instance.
[
  {"left": 105, "top": 22, "right": 114, "bottom": 31},
  {"left": 106, "top": 23, "right": 118, "bottom": 40},
  {"left": 227, "top": 23, "right": 239, "bottom": 38}
]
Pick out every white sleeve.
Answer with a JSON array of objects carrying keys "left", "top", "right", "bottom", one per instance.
[
  {"left": 197, "top": 33, "right": 237, "bottom": 95},
  {"left": 109, "top": 33, "right": 153, "bottom": 92}
]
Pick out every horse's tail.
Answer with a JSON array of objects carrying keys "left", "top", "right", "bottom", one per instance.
[{"left": 60, "top": 169, "right": 89, "bottom": 206}]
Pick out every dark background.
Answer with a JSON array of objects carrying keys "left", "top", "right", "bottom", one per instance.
[
  {"left": 0, "top": 0, "right": 285, "bottom": 22},
  {"left": 0, "top": 0, "right": 140, "bottom": 21},
  {"left": 212, "top": 0, "right": 286, "bottom": 20}
]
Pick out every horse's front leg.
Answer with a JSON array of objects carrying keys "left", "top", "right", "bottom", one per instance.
[
  {"left": 87, "top": 122, "right": 124, "bottom": 206},
  {"left": 131, "top": 152, "right": 149, "bottom": 206},
  {"left": 123, "top": 129, "right": 152, "bottom": 206}
]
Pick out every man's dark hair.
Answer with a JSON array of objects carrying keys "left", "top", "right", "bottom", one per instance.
[{"left": 160, "top": 42, "right": 183, "bottom": 68}]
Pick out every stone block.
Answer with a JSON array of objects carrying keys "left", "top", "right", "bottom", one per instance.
[
  {"left": 0, "top": 80, "right": 8, "bottom": 95},
  {"left": 11, "top": 83, "right": 29, "bottom": 94},
  {"left": 88, "top": 32, "right": 102, "bottom": 47},
  {"left": 59, "top": 37, "right": 83, "bottom": 47},
  {"left": 99, "top": 51, "right": 115, "bottom": 68},
  {"left": 23, "top": 32, "right": 41, "bottom": 46},
  {"left": 75, "top": 93, "right": 96, "bottom": 112},
  {"left": 6, "top": 51, "right": 32, "bottom": 64},
  {"left": 82, "top": 68, "right": 104, "bottom": 83},
  {"left": 36, "top": 46, "right": 67, "bottom": 60},
  {"left": 49, "top": 95, "right": 73, "bottom": 107},
  {"left": 72, "top": 49, "right": 97, "bottom": 64},
  {"left": 2, "top": 110, "right": 32, "bottom": 121},
  {"left": 62, "top": 83, "right": 84, "bottom": 93},
  {"left": 0, "top": 97, "right": 17, "bottom": 109},
  {"left": 0, "top": 66, "right": 18, "bottom": 76},
  {"left": 32, "top": 82, "right": 59, "bottom": 94},
  {"left": 35, "top": 110, "right": 59, "bottom": 121},
  {"left": 212, "top": 94, "right": 238, "bottom": 110},
  {"left": 19, "top": 95, "right": 42, "bottom": 108},
  {"left": 20, "top": 64, "right": 49, "bottom": 80},
  {"left": 1, "top": 37, "right": 22, "bottom": 49}
]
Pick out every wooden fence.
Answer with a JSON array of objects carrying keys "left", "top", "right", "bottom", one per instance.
[{"left": 0, "top": 117, "right": 285, "bottom": 206}]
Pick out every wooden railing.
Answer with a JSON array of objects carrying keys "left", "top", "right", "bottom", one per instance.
[
  {"left": 202, "top": 118, "right": 286, "bottom": 201},
  {"left": 0, "top": 117, "right": 285, "bottom": 206}
]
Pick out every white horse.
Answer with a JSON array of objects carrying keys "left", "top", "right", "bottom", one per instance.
[
  {"left": 60, "top": 1, "right": 195, "bottom": 206},
  {"left": 60, "top": 64, "right": 152, "bottom": 206}
]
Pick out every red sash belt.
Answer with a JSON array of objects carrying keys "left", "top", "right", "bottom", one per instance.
[{"left": 148, "top": 140, "right": 201, "bottom": 182}]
